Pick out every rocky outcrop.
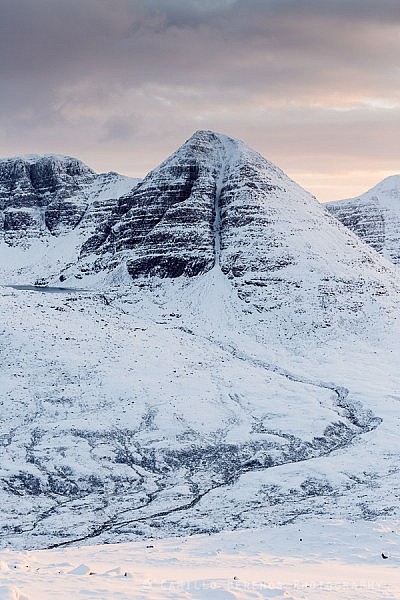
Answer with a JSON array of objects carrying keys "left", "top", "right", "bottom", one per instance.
[{"left": 0, "top": 155, "right": 93, "bottom": 243}]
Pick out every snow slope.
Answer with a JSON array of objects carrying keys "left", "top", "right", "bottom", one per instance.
[{"left": 326, "top": 175, "right": 400, "bottom": 265}]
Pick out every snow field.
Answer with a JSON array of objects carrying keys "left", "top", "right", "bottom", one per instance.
[{"left": 0, "top": 520, "right": 399, "bottom": 599}]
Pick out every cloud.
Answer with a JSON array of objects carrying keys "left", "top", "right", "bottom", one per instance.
[
  {"left": 0, "top": 0, "right": 399, "bottom": 200},
  {"left": 142, "top": 0, "right": 240, "bottom": 27},
  {"left": 100, "top": 116, "right": 137, "bottom": 142}
]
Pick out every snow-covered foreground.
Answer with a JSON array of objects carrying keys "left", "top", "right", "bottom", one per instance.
[
  {"left": 0, "top": 520, "right": 399, "bottom": 599},
  {"left": 1, "top": 272, "right": 400, "bottom": 551}
]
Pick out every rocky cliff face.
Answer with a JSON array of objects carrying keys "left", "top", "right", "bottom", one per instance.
[
  {"left": 0, "top": 155, "right": 139, "bottom": 284},
  {"left": 326, "top": 175, "right": 400, "bottom": 265},
  {"left": 0, "top": 155, "right": 94, "bottom": 244},
  {"left": 80, "top": 139, "right": 218, "bottom": 278},
  {"left": 0, "top": 154, "right": 139, "bottom": 247}
]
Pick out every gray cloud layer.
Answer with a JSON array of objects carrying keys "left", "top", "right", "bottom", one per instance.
[{"left": 1, "top": 0, "right": 399, "bottom": 200}]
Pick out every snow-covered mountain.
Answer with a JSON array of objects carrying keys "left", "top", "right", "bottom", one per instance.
[
  {"left": 1, "top": 132, "right": 400, "bottom": 552},
  {"left": 326, "top": 175, "right": 400, "bottom": 265},
  {"left": 62, "top": 131, "right": 400, "bottom": 343},
  {"left": 0, "top": 154, "right": 139, "bottom": 283}
]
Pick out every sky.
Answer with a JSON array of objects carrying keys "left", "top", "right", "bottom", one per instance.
[{"left": 1, "top": 0, "right": 399, "bottom": 202}]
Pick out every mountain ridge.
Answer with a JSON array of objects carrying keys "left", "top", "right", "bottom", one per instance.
[{"left": 68, "top": 129, "right": 400, "bottom": 343}]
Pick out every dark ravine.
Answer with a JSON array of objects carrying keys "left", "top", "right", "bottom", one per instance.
[{"left": 212, "top": 142, "right": 229, "bottom": 269}]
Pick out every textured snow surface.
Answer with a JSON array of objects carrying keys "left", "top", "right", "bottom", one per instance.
[
  {"left": 326, "top": 175, "right": 400, "bottom": 265},
  {"left": 0, "top": 520, "right": 399, "bottom": 599}
]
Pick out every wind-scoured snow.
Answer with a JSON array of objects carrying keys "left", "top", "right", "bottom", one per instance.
[{"left": 0, "top": 266, "right": 400, "bottom": 550}]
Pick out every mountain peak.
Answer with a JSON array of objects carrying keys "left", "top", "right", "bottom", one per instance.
[
  {"left": 76, "top": 128, "right": 318, "bottom": 282},
  {"left": 188, "top": 128, "right": 232, "bottom": 141},
  {"left": 365, "top": 174, "right": 400, "bottom": 197},
  {"left": 49, "top": 131, "right": 400, "bottom": 348}
]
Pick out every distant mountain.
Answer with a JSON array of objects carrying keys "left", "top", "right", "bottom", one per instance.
[
  {"left": 326, "top": 175, "right": 400, "bottom": 265},
  {"left": 0, "top": 154, "right": 139, "bottom": 282}
]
